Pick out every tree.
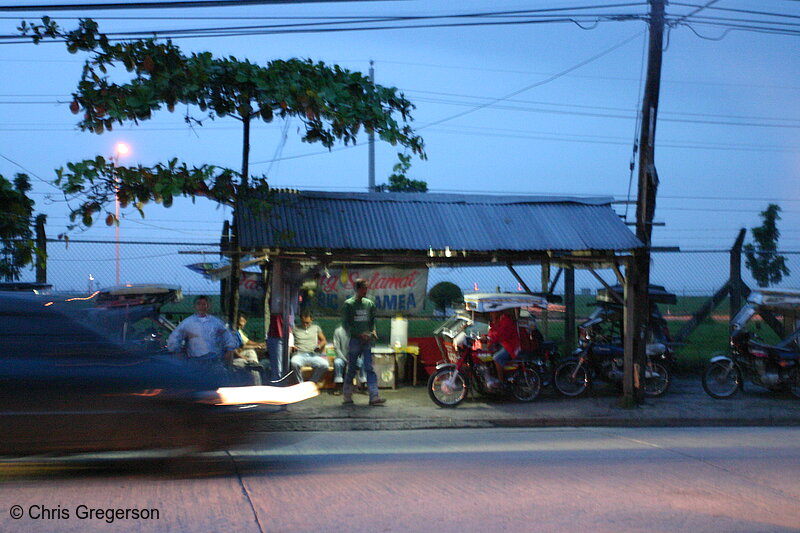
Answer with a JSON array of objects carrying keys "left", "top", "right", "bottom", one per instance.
[
  {"left": 428, "top": 281, "right": 463, "bottom": 313},
  {"left": 376, "top": 154, "right": 428, "bottom": 192},
  {"left": 22, "top": 17, "right": 426, "bottom": 323},
  {"left": 744, "top": 203, "right": 790, "bottom": 287},
  {"left": 0, "top": 173, "right": 37, "bottom": 281}
]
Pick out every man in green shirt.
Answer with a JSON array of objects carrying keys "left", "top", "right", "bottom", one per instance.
[{"left": 341, "top": 278, "right": 385, "bottom": 405}]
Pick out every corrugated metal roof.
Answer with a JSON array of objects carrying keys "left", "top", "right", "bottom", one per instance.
[{"left": 236, "top": 191, "right": 642, "bottom": 252}]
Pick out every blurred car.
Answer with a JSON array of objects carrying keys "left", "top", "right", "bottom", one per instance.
[{"left": 0, "top": 290, "right": 316, "bottom": 456}]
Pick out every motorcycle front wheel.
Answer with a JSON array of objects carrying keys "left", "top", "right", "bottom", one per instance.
[
  {"left": 702, "top": 360, "right": 741, "bottom": 399},
  {"left": 428, "top": 367, "right": 467, "bottom": 407},
  {"left": 554, "top": 360, "right": 590, "bottom": 397},
  {"left": 643, "top": 361, "right": 671, "bottom": 397},
  {"left": 789, "top": 367, "right": 800, "bottom": 399},
  {"left": 509, "top": 366, "right": 542, "bottom": 402}
]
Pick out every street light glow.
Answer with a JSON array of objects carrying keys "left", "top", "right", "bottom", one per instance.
[{"left": 115, "top": 142, "right": 130, "bottom": 157}]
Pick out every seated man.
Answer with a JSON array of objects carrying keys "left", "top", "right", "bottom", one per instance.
[
  {"left": 332, "top": 325, "right": 365, "bottom": 395},
  {"left": 488, "top": 309, "right": 521, "bottom": 388},
  {"left": 230, "top": 312, "right": 265, "bottom": 385},
  {"left": 289, "top": 311, "right": 329, "bottom": 384}
]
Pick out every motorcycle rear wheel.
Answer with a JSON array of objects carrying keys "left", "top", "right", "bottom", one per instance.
[
  {"left": 553, "top": 360, "right": 590, "bottom": 397},
  {"left": 509, "top": 367, "right": 542, "bottom": 402},
  {"left": 643, "top": 362, "right": 671, "bottom": 397},
  {"left": 702, "top": 360, "right": 741, "bottom": 399},
  {"left": 428, "top": 367, "right": 467, "bottom": 408}
]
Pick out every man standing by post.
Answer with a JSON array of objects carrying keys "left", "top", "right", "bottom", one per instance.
[
  {"left": 341, "top": 278, "right": 385, "bottom": 406},
  {"left": 167, "top": 295, "right": 238, "bottom": 381}
]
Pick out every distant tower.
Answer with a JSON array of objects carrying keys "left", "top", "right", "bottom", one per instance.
[{"left": 88, "top": 273, "right": 95, "bottom": 292}]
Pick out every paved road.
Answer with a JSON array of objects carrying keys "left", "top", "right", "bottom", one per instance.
[{"left": 2, "top": 426, "right": 800, "bottom": 532}]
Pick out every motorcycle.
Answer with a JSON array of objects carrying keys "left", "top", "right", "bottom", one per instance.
[
  {"left": 427, "top": 293, "right": 554, "bottom": 408},
  {"left": 553, "top": 284, "right": 676, "bottom": 398},
  {"left": 702, "top": 289, "right": 800, "bottom": 399}
]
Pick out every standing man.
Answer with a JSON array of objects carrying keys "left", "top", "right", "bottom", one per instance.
[
  {"left": 167, "top": 295, "right": 238, "bottom": 379},
  {"left": 341, "top": 278, "right": 385, "bottom": 405},
  {"left": 289, "top": 311, "right": 329, "bottom": 384}
]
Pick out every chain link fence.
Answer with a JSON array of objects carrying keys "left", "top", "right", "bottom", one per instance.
[{"left": 13, "top": 240, "right": 800, "bottom": 372}]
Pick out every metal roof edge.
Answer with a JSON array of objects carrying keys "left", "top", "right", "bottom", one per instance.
[{"left": 246, "top": 190, "right": 615, "bottom": 206}]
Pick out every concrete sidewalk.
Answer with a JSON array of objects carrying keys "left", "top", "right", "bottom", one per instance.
[{"left": 254, "top": 377, "right": 800, "bottom": 432}]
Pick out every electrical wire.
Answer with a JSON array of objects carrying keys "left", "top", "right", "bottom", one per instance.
[
  {"left": 0, "top": 0, "right": 387, "bottom": 12},
  {"left": 418, "top": 30, "right": 645, "bottom": 131}
]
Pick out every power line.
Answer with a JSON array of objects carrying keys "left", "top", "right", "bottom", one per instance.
[
  {"left": 427, "top": 124, "right": 800, "bottom": 153},
  {"left": 415, "top": 97, "right": 800, "bottom": 129},
  {"left": 670, "top": 2, "right": 800, "bottom": 21},
  {"left": 0, "top": 0, "right": 384, "bottom": 12},
  {"left": 419, "top": 31, "right": 644, "bottom": 131},
  {"left": 405, "top": 89, "right": 800, "bottom": 123}
]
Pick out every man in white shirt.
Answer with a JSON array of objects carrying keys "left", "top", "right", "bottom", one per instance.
[
  {"left": 167, "top": 295, "right": 238, "bottom": 376},
  {"left": 289, "top": 311, "right": 329, "bottom": 384}
]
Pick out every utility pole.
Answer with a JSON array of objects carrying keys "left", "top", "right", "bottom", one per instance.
[
  {"left": 368, "top": 60, "right": 376, "bottom": 192},
  {"left": 35, "top": 214, "right": 47, "bottom": 284},
  {"left": 624, "top": 0, "right": 665, "bottom": 406}
]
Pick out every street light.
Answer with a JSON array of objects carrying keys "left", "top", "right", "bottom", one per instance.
[{"left": 112, "top": 142, "right": 130, "bottom": 285}]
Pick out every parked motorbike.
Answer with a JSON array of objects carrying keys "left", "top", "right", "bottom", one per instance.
[
  {"left": 427, "top": 293, "right": 552, "bottom": 407},
  {"left": 702, "top": 289, "right": 800, "bottom": 399},
  {"left": 553, "top": 285, "right": 675, "bottom": 398}
]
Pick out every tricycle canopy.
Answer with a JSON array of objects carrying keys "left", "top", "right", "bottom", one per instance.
[
  {"left": 95, "top": 284, "right": 183, "bottom": 308},
  {"left": 732, "top": 289, "right": 800, "bottom": 334},
  {"left": 463, "top": 293, "right": 549, "bottom": 313},
  {"left": 745, "top": 289, "right": 800, "bottom": 313},
  {"left": 594, "top": 284, "right": 677, "bottom": 306}
]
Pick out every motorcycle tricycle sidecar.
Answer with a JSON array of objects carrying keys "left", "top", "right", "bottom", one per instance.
[
  {"left": 427, "top": 293, "right": 558, "bottom": 407},
  {"left": 702, "top": 289, "right": 800, "bottom": 399}
]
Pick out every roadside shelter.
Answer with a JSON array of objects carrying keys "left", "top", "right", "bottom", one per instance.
[{"left": 234, "top": 191, "right": 644, "bottom": 388}]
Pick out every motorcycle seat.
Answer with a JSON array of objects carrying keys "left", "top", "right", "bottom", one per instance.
[
  {"left": 771, "top": 347, "right": 800, "bottom": 360},
  {"left": 750, "top": 341, "right": 800, "bottom": 360},
  {"left": 645, "top": 343, "right": 666, "bottom": 357},
  {"left": 516, "top": 351, "right": 537, "bottom": 362}
]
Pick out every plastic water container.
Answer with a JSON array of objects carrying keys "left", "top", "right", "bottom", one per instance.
[{"left": 390, "top": 315, "right": 408, "bottom": 348}]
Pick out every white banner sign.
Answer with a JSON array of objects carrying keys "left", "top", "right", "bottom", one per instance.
[
  {"left": 315, "top": 267, "right": 428, "bottom": 316},
  {"left": 239, "top": 271, "right": 265, "bottom": 300}
]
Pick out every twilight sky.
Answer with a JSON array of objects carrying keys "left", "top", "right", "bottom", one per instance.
[{"left": 1, "top": 0, "right": 798, "bottom": 292}]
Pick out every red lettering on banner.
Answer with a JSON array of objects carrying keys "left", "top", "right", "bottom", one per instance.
[
  {"left": 318, "top": 276, "right": 338, "bottom": 294},
  {"left": 318, "top": 268, "right": 422, "bottom": 293},
  {"left": 367, "top": 270, "right": 419, "bottom": 290}
]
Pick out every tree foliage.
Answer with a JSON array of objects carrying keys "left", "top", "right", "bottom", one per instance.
[
  {"left": 376, "top": 153, "right": 428, "bottom": 192},
  {"left": 428, "top": 281, "right": 463, "bottom": 312},
  {"left": 0, "top": 174, "right": 36, "bottom": 281},
  {"left": 20, "top": 17, "right": 426, "bottom": 228},
  {"left": 744, "top": 203, "right": 790, "bottom": 287}
]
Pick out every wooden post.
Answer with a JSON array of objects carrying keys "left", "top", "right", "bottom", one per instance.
[
  {"left": 564, "top": 266, "right": 575, "bottom": 354},
  {"left": 262, "top": 257, "right": 271, "bottom": 352},
  {"left": 541, "top": 260, "right": 550, "bottom": 337},
  {"left": 622, "top": 256, "right": 636, "bottom": 406},
  {"left": 220, "top": 220, "right": 230, "bottom": 318},
  {"left": 730, "top": 228, "right": 746, "bottom": 322},
  {"left": 35, "top": 214, "right": 47, "bottom": 284}
]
